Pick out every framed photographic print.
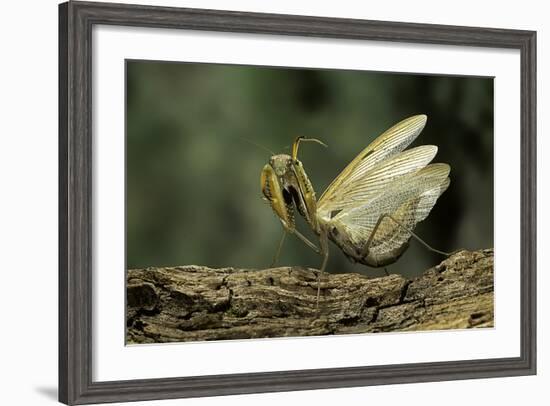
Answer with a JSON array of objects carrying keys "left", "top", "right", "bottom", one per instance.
[{"left": 59, "top": 1, "right": 536, "bottom": 404}]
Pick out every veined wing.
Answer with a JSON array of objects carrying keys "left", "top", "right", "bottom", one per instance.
[
  {"left": 365, "top": 175, "right": 450, "bottom": 262},
  {"left": 331, "top": 163, "right": 450, "bottom": 250},
  {"left": 318, "top": 114, "right": 427, "bottom": 206},
  {"left": 317, "top": 145, "right": 437, "bottom": 219}
]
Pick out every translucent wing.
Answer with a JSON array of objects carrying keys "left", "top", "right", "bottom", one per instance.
[
  {"left": 330, "top": 164, "right": 450, "bottom": 258},
  {"left": 318, "top": 114, "right": 427, "bottom": 208},
  {"left": 317, "top": 144, "right": 437, "bottom": 220}
]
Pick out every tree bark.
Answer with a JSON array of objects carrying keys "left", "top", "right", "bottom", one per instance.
[{"left": 126, "top": 249, "right": 493, "bottom": 344}]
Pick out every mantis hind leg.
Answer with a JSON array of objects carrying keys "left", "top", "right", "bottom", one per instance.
[
  {"left": 384, "top": 214, "right": 451, "bottom": 256},
  {"left": 361, "top": 213, "right": 452, "bottom": 259}
]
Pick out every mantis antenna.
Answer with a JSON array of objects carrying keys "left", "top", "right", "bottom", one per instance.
[{"left": 236, "top": 136, "right": 276, "bottom": 156}]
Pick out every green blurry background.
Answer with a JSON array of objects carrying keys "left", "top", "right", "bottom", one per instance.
[{"left": 126, "top": 61, "right": 493, "bottom": 279}]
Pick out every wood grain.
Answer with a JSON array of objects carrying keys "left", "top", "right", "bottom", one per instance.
[{"left": 127, "top": 249, "right": 493, "bottom": 343}]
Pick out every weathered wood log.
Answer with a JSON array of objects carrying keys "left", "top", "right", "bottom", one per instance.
[{"left": 126, "top": 249, "right": 493, "bottom": 344}]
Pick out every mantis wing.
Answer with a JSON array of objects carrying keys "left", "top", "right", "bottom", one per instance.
[
  {"left": 317, "top": 144, "right": 438, "bottom": 219},
  {"left": 318, "top": 114, "right": 427, "bottom": 210},
  {"left": 329, "top": 163, "right": 450, "bottom": 262}
]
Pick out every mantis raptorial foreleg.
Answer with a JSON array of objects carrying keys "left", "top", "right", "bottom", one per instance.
[{"left": 361, "top": 213, "right": 452, "bottom": 259}]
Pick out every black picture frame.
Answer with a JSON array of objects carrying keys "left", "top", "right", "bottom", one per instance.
[{"left": 59, "top": 1, "right": 537, "bottom": 404}]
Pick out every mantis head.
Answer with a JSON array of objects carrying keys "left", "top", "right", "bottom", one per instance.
[{"left": 260, "top": 137, "right": 327, "bottom": 232}]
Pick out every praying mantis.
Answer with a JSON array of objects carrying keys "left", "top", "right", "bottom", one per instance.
[{"left": 260, "top": 115, "right": 451, "bottom": 306}]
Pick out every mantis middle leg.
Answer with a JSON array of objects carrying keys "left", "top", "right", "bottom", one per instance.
[
  {"left": 316, "top": 228, "right": 330, "bottom": 309},
  {"left": 273, "top": 224, "right": 328, "bottom": 309}
]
